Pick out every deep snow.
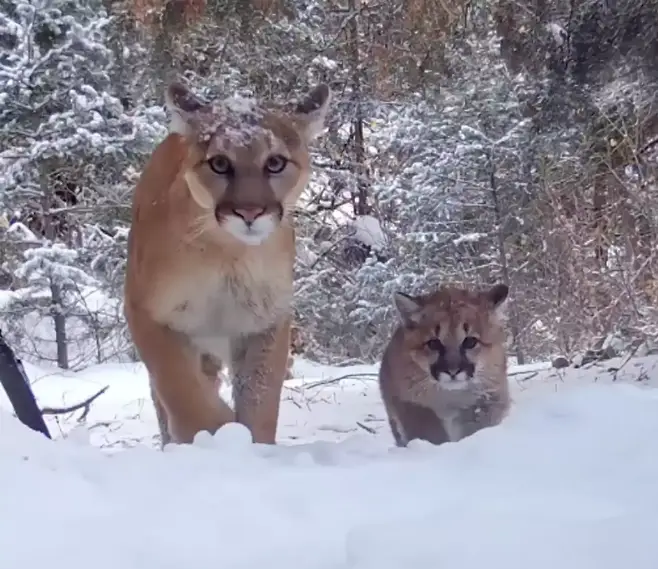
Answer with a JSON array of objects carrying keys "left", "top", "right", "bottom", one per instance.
[{"left": 1, "top": 355, "right": 658, "bottom": 568}]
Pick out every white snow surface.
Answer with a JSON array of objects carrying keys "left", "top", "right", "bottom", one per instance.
[{"left": 2, "top": 355, "right": 658, "bottom": 568}]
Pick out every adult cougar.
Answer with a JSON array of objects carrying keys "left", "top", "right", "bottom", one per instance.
[
  {"left": 378, "top": 283, "right": 511, "bottom": 447},
  {"left": 124, "top": 80, "right": 331, "bottom": 446}
]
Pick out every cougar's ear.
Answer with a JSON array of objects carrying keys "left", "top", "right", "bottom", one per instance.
[
  {"left": 292, "top": 83, "right": 332, "bottom": 141},
  {"left": 393, "top": 291, "right": 423, "bottom": 327},
  {"left": 485, "top": 283, "right": 509, "bottom": 317},
  {"left": 164, "top": 81, "right": 211, "bottom": 136}
]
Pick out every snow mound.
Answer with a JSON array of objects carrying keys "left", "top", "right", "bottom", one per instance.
[{"left": 1, "top": 382, "right": 658, "bottom": 568}]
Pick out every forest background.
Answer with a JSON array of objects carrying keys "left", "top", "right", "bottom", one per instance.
[{"left": 1, "top": 0, "right": 657, "bottom": 371}]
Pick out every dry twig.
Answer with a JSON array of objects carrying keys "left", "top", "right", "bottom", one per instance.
[{"left": 41, "top": 385, "right": 109, "bottom": 421}]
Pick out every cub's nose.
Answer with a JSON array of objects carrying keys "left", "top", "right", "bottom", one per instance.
[
  {"left": 442, "top": 353, "right": 463, "bottom": 377},
  {"left": 430, "top": 354, "right": 475, "bottom": 382},
  {"left": 233, "top": 207, "right": 266, "bottom": 225}
]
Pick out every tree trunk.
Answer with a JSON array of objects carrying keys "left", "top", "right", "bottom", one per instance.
[
  {"left": 488, "top": 154, "right": 525, "bottom": 365},
  {"left": 347, "top": 0, "right": 369, "bottom": 216},
  {"left": 50, "top": 281, "right": 69, "bottom": 370}
]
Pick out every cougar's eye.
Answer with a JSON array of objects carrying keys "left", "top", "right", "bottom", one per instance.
[
  {"left": 462, "top": 336, "right": 479, "bottom": 350},
  {"left": 208, "top": 155, "right": 232, "bottom": 175},
  {"left": 425, "top": 338, "right": 442, "bottom": 351},
  {"left": 265, "top": 154, "right": 288, "bottom": 174}
]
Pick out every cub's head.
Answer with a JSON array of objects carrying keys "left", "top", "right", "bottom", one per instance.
[
  {"left": 392, "top": 283, "right": 509, "bottom": 389},
  {"left": 164, "top": 80, "right": 331, "bottom": 245}
]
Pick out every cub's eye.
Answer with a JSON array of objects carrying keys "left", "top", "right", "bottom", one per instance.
[
  {"left": 208, "top": 155, "right": 232, "bottom": 175},
  {"left": 425, "top": 338, "right": 442, "bottom": 351},
  {"left": 265, "top": 154, "right": 288, "bottom": 174},
  {"left": 462, "top": 336, "right": 479, "bottom": 350}
]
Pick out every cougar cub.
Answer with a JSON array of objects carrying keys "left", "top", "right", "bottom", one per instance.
[{"left": 378, "top": 283, "right": 511, "bottom": 447}]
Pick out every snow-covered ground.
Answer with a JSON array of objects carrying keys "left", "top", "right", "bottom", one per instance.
[{"left": 1, "top": 354, "right": 658, "bottom": 568}]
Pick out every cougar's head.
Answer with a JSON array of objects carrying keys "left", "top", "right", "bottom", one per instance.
[
  {"left": 164, "top": 80, "right": 331, "bottom": 246},
  {"left": 392, "top": 283, "right": 509, "bottom": 389}
]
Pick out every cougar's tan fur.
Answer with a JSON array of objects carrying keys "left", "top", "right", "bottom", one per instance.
[
  {"left": 378, "top": 283, "right": 511, "bottom": 447},
  {"left": 124, "top": 80, "right": 331, "bottom": 446}
]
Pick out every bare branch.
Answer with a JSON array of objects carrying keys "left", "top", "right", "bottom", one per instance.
[{"left": 41, "top": 385, "right": 109, "bottom": 418}]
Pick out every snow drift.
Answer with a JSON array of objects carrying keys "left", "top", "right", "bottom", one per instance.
[{"left": 1, "top": 376, "right": 658, "bottom": 569}]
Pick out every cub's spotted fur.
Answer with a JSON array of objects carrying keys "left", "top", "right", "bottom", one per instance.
[
  {"left": 378, "top": 283, "right": 510, "bottom": 447},
  {"left": 124, "top": 80, "right": 331, "bottom": 446}
]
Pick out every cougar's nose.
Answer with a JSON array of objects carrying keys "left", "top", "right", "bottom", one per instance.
[{"left": 233, "top": 207, "right": 266, "bottom": 225}]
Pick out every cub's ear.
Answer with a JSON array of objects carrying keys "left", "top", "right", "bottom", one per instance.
[
  {"left": 485, "top": 283, "right": 509, "bottom": 316},
  {"left": 164, "top": 81, "right": 211, "bottom": 136},
  {"left": 393, "top": 291, "right": 423, "bottom": 326},
  {"left": 293, "top": 83, "right": 332, "bottom": 141}
]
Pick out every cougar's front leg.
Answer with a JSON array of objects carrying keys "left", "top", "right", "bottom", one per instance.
[
  {"left": 230, "top": 316, "right": 291, "bottom": 444},
  {"left": 130, "top": 310, "right": 235, "bottom": 445},
  {"left": 150, "top": 384, "right": 172, "bottom": 448}
]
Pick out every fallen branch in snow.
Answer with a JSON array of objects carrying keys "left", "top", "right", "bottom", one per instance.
[
  {"left": 508, "top": 368, "right": 549, "bottom": 377},
  {"left": 302, "top": 373, "right": 378, "bottom": 390},
  {"left": 512, "top": 371, "right": 539, "bottom": 383},
  {"left": 608, "top": 343, "right": 643, "bottom": 381},
  {"left": 86, "top": 420, "right": 114, "bottom": 430},
  {"left": 301, "top": 369, "right": 542, "bottom": 391},
  {"left": 356, "top": 421, "right": 376, "bottom": 434},
  {"left": 41, "top": 385, "right": 109, "bottom": 421}
]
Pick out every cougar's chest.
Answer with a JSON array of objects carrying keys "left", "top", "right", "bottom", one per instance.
[{"left": 162, "top": 258, "right": 292, "bottom": 339}]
